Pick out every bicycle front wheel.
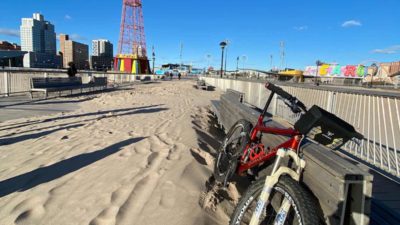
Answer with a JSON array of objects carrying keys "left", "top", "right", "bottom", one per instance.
[{"left": 229, "top": 176, "right": 321, "bottom": 225}]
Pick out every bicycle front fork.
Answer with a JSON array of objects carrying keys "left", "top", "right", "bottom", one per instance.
[{"left": 249, "top": 148, "right": 306, "bottom": 225}]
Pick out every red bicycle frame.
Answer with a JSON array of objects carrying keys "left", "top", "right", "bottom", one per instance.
[{"left": 236, "top": 89, "right": 303, "bottom": 175}]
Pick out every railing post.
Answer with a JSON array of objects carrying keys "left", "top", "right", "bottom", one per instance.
[
  {"left": 326, "top": 91, "right": 336, "bottom": 113},
  {"left": 271, "top": 94, "right": 278, "bottom": 116},
  {"left": 3, "top": 71, "right": 9, "bottom": 97}
]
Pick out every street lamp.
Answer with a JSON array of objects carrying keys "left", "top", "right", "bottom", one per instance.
[
  {"left": 236, "top": 56, "right": 239, "bottom": 73},
  {"left": 152, "top": 46, "right": 156, "bottom": 74},
  {"left": 315, "top": 60, "right": 323, "bottom": 86},
  {"left": 219, "top": 41, "right": 227, "bottom": 78},
  {"left": 224, "top": 40, "right": 230, "bottom": 75}
]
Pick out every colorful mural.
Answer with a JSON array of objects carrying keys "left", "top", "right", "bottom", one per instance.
[{"left": 304, "top": 64, "right": 368, "bottom": 78}]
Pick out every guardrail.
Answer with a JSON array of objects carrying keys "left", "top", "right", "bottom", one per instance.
[
  {"left": 0, "top": 68, "right": 160, "bottom": 96},
  {"left": 205, "top": 74, "right": 400, "bottom": 89},
  {"left": 202, "top": 77, "right": 400, "bottom": 180}
]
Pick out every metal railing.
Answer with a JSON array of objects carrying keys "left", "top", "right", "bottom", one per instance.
[
  {"left": 0, "top": 68, "right": 160, "bottom": 96},
  {"left": 203, "top": 77, "right": 400, "bottom": 179}
]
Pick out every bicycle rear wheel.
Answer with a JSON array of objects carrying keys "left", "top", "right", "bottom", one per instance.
[
  {"left": 214, "top": 119, "right": 252, "bottom": 186},
  {"left": 229, "top": 176, "right": 321, "bottom": 225}
]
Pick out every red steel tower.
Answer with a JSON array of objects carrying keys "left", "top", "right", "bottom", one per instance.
[{"left": 114, "top": 0, "right": 150, "bottom": 74}]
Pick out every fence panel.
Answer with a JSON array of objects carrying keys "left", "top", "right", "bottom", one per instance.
[{"left": 0, "top": 69, "right": 152, "bottom": 96}]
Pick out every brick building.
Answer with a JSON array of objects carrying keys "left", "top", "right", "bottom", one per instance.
[{"left": 59, "top": 34, "right": 89, "bottom": 70}]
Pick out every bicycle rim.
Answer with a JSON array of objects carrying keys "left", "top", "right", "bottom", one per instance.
[{"left": 216, "top": 123, "right": 246, "bottom": 175}]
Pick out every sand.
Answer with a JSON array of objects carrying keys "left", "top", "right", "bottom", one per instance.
[{"left": 0, "top": 80, "right": 232, "bottom": 225}]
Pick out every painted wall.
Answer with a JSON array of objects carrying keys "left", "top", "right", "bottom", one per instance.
[{"left": 304, "top": 65, "right": 368, "bottom": 78}]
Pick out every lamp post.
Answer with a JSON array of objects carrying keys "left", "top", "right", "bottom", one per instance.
[
  {"left": 224, "top": 40, "right": 229, "bottom": 74},
  {"left": 219, "top": 41, "right": 227, "bottom": 78},
  {"left": 236, "top": 56, "right": 239, "bottom": 73},
  {"left": 152, "top": 46, "right": 155, "bottom": 74},
  {"left": 315, "top": 60, "right": 322, "bottom": 86}
]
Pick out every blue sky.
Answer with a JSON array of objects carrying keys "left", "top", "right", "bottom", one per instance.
[{"left": 0, "top": 0, "right": 399, "bottom": 70}]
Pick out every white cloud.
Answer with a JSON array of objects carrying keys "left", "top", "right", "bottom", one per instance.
[
  {"left": 65, "top": 14, "right": 72, "bottom": 20},
  {"left": 0, "top": 28, "right": 20, "bottom": 37},
  {"left": 294, "top": 26, "right": 308, "bottom": 31},
  {"left": 372, "top": 45, "right": 400, "bottom": 54},
  {"left": 341, "top": 20, "right": 362, "bottom": 28}
]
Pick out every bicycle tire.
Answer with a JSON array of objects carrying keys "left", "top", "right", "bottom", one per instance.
[
  {"left": 214, "top": 119, "right": 252, "bottom": 185},
  {"left": 230, "top": 176, "right": 321, "bottom": 225}
]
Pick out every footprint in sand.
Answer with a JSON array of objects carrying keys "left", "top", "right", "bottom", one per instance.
[
  {"left": 13, "top": 196, "right": 47, "bottom": 224},
  {"left": 147, "top": 152, "right": 161, "bottom": 167},
  {"left": 116, "top": 173, "right": 160, "bottom": 225},
  {"left": 159, "top": 181, "right": 176, "bottom": 208},
  {"left": 167, "top": 143, "right": 185, "bottom": 161},
  {"left": 89, "top": 206, "right": 118, "bottom": 225},
  {"left": 133, "top": 139, "right": 150, "bottom": 155},
  {"left": 149, "top": 135, "right": 169, "bottom": 153},
  {"left": 119, "top": 149, "right": 132, "bottom": 158},
  {"left": 157, "top": 133, "right": 175, "bottom": 145}
]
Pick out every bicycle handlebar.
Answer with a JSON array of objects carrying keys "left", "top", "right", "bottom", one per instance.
[
  {"left": 265, "top": 82, "right": 307, "bottom": 113},
  {"left": 265, "top": 82, "right": 293, "bottom": 101}
]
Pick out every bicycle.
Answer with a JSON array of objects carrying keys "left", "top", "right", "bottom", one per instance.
[{"left": 213, "top": 82, "right": 362, "bottom": 224}]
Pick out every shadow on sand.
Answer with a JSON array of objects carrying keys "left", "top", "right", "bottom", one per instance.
[
  {"left": 0, "top": 124, "right": 84, "bottom": 146},
  {"left": 0, "top": 104, "right": 165, "bottom": 132},
  {"left": 0, "top": 137, "right": 146, "bottom": 198},
  {"left": 0, "top": 106, "right": 168, "bottom": 145}
]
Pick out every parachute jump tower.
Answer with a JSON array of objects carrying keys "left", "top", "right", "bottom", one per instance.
[{"left": 114, "top": 0, "right": 150, "bottom": 74}]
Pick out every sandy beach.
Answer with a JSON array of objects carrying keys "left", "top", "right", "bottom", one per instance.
[{"left": 0, "top": 80, "right": 232, "bottom": 225}]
